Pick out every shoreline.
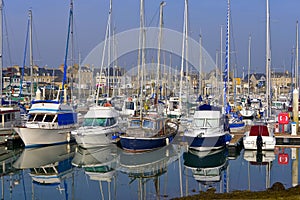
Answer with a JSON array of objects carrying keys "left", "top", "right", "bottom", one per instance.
[{"left": 172, "top": 182, "right": 300, "bottom": 200}]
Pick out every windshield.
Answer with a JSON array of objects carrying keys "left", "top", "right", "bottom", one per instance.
[{"left": 83, "top": 118, "right": 107, "bottom": 127}]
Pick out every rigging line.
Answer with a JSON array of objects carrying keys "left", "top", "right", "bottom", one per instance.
[
  {"left": 147, "top": 3, "right": 160, "bottom": 27},
  {"left": 32, "top": 15, "right": 42, "bottom": 65},
  {"left": 70, "top": 8, "right": 80, "bottom": 63},
  {"left": 3, "top": 7, "right": 12, "bottom": 66},
  {"left": 20, "top": 15, "right": 30, "bottom": 97},
  {"left": 229, "top": 9, "right": 239, "bottom": 73}
]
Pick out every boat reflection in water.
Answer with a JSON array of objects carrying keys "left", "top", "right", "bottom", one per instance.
[
  {"left": 72, "top": 144, "right": 119, "bottom": 199},
  {"left": 119, "top": 144, "right": 179, "bottom": 199},
  {"left": 13, "top": 143, "right": 76, "bottom": 198},
  {"left": 243, "top": 150, "right": 275, "bottom": 190},
  {"left": 183, "top": 147, "right": 228, "bottom": 191}
]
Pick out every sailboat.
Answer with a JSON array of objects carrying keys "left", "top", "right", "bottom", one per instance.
[
  {"left": 0, "top": 0, "right": 22, "bottom": 143},
  {"left": 119, "top": 1, "right": 179, "bottom": 152},
  {"left": 13, "top": 1, "right": 78, "bottom": 147},
  {"left": 71, "top": 0, "right": 124, "bottom": 148}
]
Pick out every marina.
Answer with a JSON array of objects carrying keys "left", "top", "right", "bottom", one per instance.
[
  {"left": 0, "top": 130, "right": 300, "bottom": 199},
  {"left": 1, "top": 0, "right": 300, "bottom": 199}
]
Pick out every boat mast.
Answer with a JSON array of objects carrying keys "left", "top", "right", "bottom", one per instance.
[
  {"left": 78, "top": 52, "right": 81, "bottom": 100},
  {"left": 185, "top": 0, "right": 189, "bottom": 111},
  {"left": 247, "top": 34, "right": 251, "bottom": 96},
  {"left": 220, "top": 25, "right": 223, "bottom": 99},
  {"left": 29, "top": 9, "right": 34, "bottom": 101},
  {"left": 199, "top": 34, "right": 202, "bottom": 96},
  {"left": 179, "top": 0, "right": 188, "bottom": 110},
  {"left": 224, "top": 0, "right": 230, "bottom": 113},
  {"left": 70, "top": 0, "right": 74, "bottom": 103},
  {"left": 96, "top": 0, "right": 112, "bottom": 104},
  {"left": 0, "top": 0, "right": 3, "bottom": 105},
  {"left": 107, "top": 0, "right": 112, "bottom": 98},
  {"left": 139, "top": 0, "right": 145, "bottom": 120},
  {"left": 20, "top": 10, "right": 30, "bottom": 100},
  {"left": 62, "top": 0, "right": 73, "bottom": 102},
  {"left": 137, "top": 0, "right": 145, "bottom": 98},
  {"left": 295, "top": 20, "right": 299, "bottom": 89},
  {"left": 265, "top": 0, "right": 271, "bottom": 118},
  {"left": 156, "top": 1, "right": 166, "bottom": 111}
]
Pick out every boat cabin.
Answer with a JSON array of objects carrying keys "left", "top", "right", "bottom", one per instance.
[
  {"left": 128, "top": 116, "right": 164, "bottom": 130},
  {"left": 192, "top": 111, "right": 222, "bottom": 128}
]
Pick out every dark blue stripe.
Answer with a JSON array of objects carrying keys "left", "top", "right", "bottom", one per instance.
[{"left": 120, "top": 134, "right": 175, "bottom": 151}]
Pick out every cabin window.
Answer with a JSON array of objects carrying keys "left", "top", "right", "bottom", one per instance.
[
  {"left": 83, "top": 118, "right": 93, "bottom": 126},
  {"left": 205, "top": 169, "right": 219, "bottom": 176},
  {"left": 28, "top": 114, "right": 34, "bottom": 122},
  {"left": 206, "top": 119, "right": 219, "bottom": 128},
  {"left": 3, "top": 113, "right": 11, "bottom": 122},
  {"left": 44, "top": 115, "right": 55, "bottom": 122},
  {"left": 143, "top": 120, "right": 154, "bottom": 129},
  {"left": 94, "top": 118, "right": 107, "bottom": 126},
  {"left": 107, "top": 118, "right": 116, "bottom": 126},
  {"left": 196, "top": 168, "right": 219, "bottom": 176},
  {"left": 83, "top": 118, "right": 106, "bottom": 127},
  {"left": 125, "top": 102, "right": 135, "bottom": 110},
  {"left": 172, "top": 102, "right": 179, "bottom": 109},
  {"left": 35, "top": 114, "right": 44, "bottom": 122},
  {"left": 194, "top": 119, "right": 205, "bottom": 127},
  {"left": 129, "top": 120, "right": 141, "bottom": 127}
]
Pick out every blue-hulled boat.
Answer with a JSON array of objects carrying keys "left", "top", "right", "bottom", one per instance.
[
  {"left": 184, "top": 103, "right": 231, "bottom": 151},
  {"left": 183, "top": 147, "right": 228, "bottom": 183},
  {"left": 119, "top": 113, "right": 179, "bottom": 152}
]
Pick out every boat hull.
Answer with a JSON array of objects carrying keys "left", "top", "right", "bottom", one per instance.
[
  {"left": 119, "top": 133, "right": 176, "bottom": 152},
  {"left": 14, "top": 127, "right": 73, "bottom": 147},
  {"left": 72, "top": 126, "right": 122, "bottom": 148},
  {"left": 243, "top": 136, "right": 276, "bottom": 150},
  {"left": 243, "top": 125, "right": 276, "bottom": 150},
  {"left": 186, "top": 134, "right": 230, "bottom": 151}
]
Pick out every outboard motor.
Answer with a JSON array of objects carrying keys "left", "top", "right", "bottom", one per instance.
[{"left": 256, "top": 134, "right": 263, "bottom": 152}]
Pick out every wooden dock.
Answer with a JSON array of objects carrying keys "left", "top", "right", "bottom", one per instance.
[{"left": 274, "top": 132, "right": 300, "bottom": 145}]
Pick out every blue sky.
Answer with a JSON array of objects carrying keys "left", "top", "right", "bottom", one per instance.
[{"left": 3, "top": 0, "right": 300, "bottom": 74}]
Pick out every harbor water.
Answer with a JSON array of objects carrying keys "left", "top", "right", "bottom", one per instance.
[{"left": 0, "top": 133, "right": 300, "bottom": 200}]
